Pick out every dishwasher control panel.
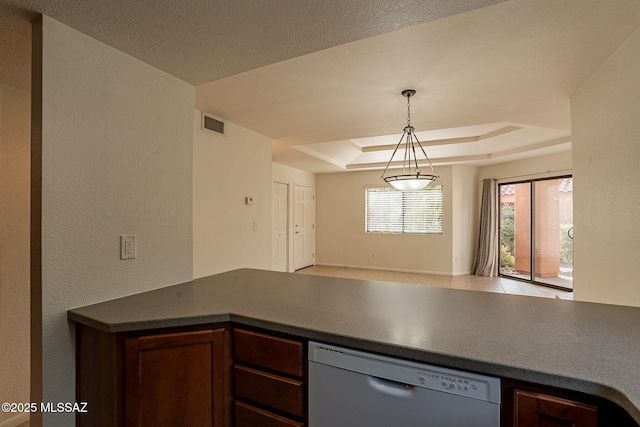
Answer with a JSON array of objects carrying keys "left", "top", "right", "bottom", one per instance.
[{"left": 417, "top": 370, "right": 489, "bottom": 401}]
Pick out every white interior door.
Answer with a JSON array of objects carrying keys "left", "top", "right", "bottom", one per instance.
[
  {"left": 294, "top": 184, "right": 315, "bottom": 270},
  {"left": 272, "top": 182, "right": 288, "bottom": 272}
]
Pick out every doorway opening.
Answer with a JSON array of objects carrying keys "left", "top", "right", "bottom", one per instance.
[{"left": 499, "top": 176, "right": 573, "bottom": 291}]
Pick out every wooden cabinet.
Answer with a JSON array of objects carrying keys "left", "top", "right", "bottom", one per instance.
[
  {"left": 124, "top": 330, "right": 227, "bottom": 427},
  {"left": 503, "top": 379, "right": 638, "bottom": 427},
  {"left": 514, "top": 390, "right": 597, "bottom": 427},
  {"left": 76, "top": 322, "right": 638, "bottom": 427},
  {"left": 76, "top": 323, "right": 232, "bottom": 427},
  {"left": 76, "top": 324, "right": 306, "bottom": 427},
  {"left": 233, "top": 329, "right": 306, "bottom": 427}
]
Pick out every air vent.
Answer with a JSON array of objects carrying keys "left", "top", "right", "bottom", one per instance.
[{"left": 202, "top": 112, "right": 225, "bottom": 136}]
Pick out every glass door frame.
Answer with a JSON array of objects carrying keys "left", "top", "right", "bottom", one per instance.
[{"left": 498, "top": 175, "right": 573, "bottom": 292}]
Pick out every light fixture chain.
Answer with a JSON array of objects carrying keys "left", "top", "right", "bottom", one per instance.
[{"left": 407, "top": 94, "right": 411, "bottom": 127}]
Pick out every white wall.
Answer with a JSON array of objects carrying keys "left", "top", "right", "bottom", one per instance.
[
  {"left": 32, "top": 16, "right": 194, "bottom": 427},
  {"left": 571, "top": 27, "right": 640, "bottom": 307},
  {"left": 316, "top": 167, "right": 454, "bottom": 275},
  {"left": 272, "top": 163, "right": 316, "bottom": 272},
  {"left": 193, "top": 112, "right": 272, "bottom": 278},
  {"left": 0, "top": 82, "right": 31, "bottom": 427}
]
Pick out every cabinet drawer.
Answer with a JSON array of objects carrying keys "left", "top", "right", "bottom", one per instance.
[
  {"left": 234, "top": 329, "right": 303, "bottom": 377},
  {"left": 514, "top": 389, "right": 598, "bottom": 427},
  {"left": 234, "top": 365, "right": 304, "bottom": 417},
  {"left": 235, "top": 401, "right": 303, "bottom": 427}
]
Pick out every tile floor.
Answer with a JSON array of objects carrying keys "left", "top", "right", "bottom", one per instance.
[{"left": 295, "top": 265, "right": 574, "bottom": 300}]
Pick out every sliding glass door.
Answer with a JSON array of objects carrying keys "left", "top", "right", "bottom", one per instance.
[{"left": 499, "top": 177, "right": 573, "bottom": 291}]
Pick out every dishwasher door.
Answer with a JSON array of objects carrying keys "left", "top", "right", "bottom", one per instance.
[{"left": 308, "top": 342, "right": 501, "bottom": 427}]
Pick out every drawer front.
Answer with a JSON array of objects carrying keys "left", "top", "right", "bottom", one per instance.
[
  {"left": 235, "top": 401, "right": 304, "bottom": 427},
  {"left": 514, "top": 390, "right": 598, "bottom": 427},
  {"left": 234, "top": 329, "right": 303, "bottom": 377},
  {"left": 234, "top": 365, "right": 304, "bottom": 417}
]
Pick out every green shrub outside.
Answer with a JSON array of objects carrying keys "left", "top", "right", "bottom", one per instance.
[{"left": 559, "top": 223, "right": 573, "bottom": 265}]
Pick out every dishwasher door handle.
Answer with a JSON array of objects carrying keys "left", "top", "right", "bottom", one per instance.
[{"left": 367, "top": 375, "right": 415, "bottom": 398}]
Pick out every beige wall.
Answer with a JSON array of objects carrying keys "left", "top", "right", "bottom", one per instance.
[
  {"left": 0, "top": 83, "right": 31, "bottom": 426},
  {"left": 273, "top": 162, "right": 316, "bottom": 188},
  {"left": 314, "top": 153, "right": 573, "bottom": 278},
  {"left": 315, "top": 165, "right": 479, "bottom": 276},
  {"left": 316, "top": 153, "right": 574, "bottom": 278},
  {"left": 451, "top": 165, "right": 479, "bottom": 275},
  {"left": 571, "top": 27, "right": 640, "bottom": 307},
  {"left": 193, "top": 111, "right": 272, "bottom": 278},
  {"left": 316, "top": 167, "right": 456, "bottom": 275},
  {"left": 32, "top": 16, "right": 195, "bottom": 427},
  {"left": 478, "top": 151, "right": 572, "bottom": 183},
  {"left": 272, "top": 163, "right": 316, "bottom": 272}
]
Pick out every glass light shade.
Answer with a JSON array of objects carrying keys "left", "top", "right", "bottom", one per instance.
[{"left": 384, "top": 175, "right": 435, "bottom": 191}]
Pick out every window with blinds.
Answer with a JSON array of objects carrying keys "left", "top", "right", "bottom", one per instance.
[{"left": 365, "top": 186, "right": 443, "bottom": 234}]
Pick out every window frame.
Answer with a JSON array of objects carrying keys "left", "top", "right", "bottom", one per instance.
[{"left": 365, "top": 185, "right": 443, "bottom": 235}]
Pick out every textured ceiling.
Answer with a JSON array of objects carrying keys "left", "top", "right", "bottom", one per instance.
[
  {"left": 0, "top": 0, "right": 505, "bottom": 85},
  {"left": 3, "top": 0, "right": 640, "bottom": 173},
  {"left": 196, "top": 0, "right": 640, "bottom": 172}
]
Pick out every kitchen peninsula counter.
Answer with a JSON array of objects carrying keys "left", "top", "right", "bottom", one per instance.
[{"left": 68, "top": 268, "right": 640, "bottom": 423}]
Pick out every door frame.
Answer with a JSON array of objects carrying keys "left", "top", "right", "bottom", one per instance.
[
  {"left": 498, "top": 175, "right": 573, "bottom": 291},
  {"left": 293, "top": 184, "right": 315, "bottom": 271},
  {"left": 272, "top": 181, "right": 289, "bottom": 272}
]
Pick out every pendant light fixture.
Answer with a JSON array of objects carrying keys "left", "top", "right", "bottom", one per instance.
[{"left": 381, "top": 89, "right": 438, "bottom": 191}]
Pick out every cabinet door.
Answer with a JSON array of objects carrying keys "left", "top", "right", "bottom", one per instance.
[
  {"left": 514, "top": 390, "right": 597, "bottom": 427},
  {"left": 124, "top": 329, "right": 227, "bottom": 427}
]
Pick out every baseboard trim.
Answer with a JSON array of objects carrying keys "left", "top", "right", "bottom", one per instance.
[
  {"left": 0, "top": 413, "right": 29, "bottom": 427},
  {"left": 452, "top": 270, "right": 473, "bottom": 276},
  {"left": 315, "top": 263, "right": 452, "bottom": 277}
]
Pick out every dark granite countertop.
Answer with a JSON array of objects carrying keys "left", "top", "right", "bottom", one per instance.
[{"left": 68, "top": 268, "right": 640, "bottom": 422}]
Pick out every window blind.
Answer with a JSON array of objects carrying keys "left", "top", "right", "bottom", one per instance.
[{"left": 365, "top": 186, "right": 443, "bottom": 234}]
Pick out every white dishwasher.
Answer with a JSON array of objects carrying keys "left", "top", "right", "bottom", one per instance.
[{"left": 308, "top": 342, "right": 501, "bottom": 427}]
